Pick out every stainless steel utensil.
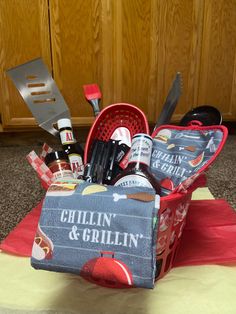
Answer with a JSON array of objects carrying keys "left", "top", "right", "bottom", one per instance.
[
  {"left": 7, "top": 58, "right": 70, "bottom": 136},
  {"left": 152, "top": 72, "right": 182, "bottom": 135}
]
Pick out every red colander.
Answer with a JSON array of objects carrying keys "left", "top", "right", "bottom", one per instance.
[{"left": 84, "top": 103, "right": 149, "bottom": 163}]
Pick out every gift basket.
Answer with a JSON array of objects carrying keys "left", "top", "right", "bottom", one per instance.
[{"left": 6, "top": 59, "right": 228, "bottom": 289}]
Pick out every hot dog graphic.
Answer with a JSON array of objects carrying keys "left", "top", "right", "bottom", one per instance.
[{"left": 32, "top": 225, "right": 54, "bottom": 260}]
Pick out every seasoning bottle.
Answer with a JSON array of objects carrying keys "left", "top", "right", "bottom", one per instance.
[
  {"left": 112, "top": 133, "right": 161, "bottom": 194},
  {"left": 57, "top": 118, "right": 84, "bottom": 177},
  {"left": 45, "top": 151, "right": 74, "bottom": 180}
]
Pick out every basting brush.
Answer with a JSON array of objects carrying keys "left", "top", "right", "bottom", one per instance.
[{"left": 83, "top": 83, "right": 102, "bottom": 117}]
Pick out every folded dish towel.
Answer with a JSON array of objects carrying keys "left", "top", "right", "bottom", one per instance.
[{"left": 31, "top": 180, "right": 160, "bottom": 289}]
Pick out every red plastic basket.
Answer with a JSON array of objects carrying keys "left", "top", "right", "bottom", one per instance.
[
  {"left": 83, "top": 103, "right": 206, "bottom": 284},
  {"left": 84, "top": 103, "right": 149, "bottom": 164},
  {"left": 155, "top": 171, "right": 207, "bottom": 280},
  {"left": 155, "top": 191, "right": 193, "bottom": 280}
]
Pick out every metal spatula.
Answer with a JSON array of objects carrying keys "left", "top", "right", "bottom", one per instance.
[{"left": 7, "top": 58, "right": 70, "bottom": 136}]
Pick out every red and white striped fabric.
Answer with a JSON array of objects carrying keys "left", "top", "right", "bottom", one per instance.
[
  {"left": 40, "top": 143, "right": 53, "bottom": 161},
  {"left": 26, "top": 151, "right": 54, "bottom": 188}
]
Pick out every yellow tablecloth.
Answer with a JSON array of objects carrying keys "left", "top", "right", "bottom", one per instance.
[{"left": 0, "top": 188, "right": 235, "bottom": 314}]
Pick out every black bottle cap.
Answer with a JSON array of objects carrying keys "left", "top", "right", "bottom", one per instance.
[{"left": 44, "top": 151, "right": 69, "bottom": 165}]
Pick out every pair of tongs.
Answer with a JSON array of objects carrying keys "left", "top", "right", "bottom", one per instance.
[{"left": 83, "top": 139, "right": 120, "bottom": 184}]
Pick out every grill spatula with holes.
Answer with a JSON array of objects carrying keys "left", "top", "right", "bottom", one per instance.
[{"left": 7, "top": 58, "right": 70, "bottom": 136}]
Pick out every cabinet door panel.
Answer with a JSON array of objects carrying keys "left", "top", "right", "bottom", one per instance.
[
  {"left": 50, "top": 0, "right": 204, "bottom": 125},
  {"left": 49, "top": 0, "right": 103, "bottom": 125},
  {"left": 111, "top": 0, "right": 204, "bottom": 123},
  {"left": 156, "top": 0, "right": 204, "bottom": 122},
  {"left": 116, "top": 0, "right": 154, "bottom": 118},
  {"left": 198, "top": 0, "right": 236, "bottom": 121},
  {"left": 2, "top": 0, "right": 236, "bottom": 131},
  {"left": 50, "top": 0, "right": 157, "bottom": 124},
  {"left": 0, "top": 0, "right": 51, "bottom": 128}
]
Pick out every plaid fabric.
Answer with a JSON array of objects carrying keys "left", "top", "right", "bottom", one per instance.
[
  {"left": 26, "top": 151, "right": 53, "bottom": 188},
  {"left": 40, "top": 143, "right": 53, "bottom": 161}
]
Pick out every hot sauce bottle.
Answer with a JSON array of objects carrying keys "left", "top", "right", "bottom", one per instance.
[
  {"left": 112, "top": 133, "right": 161, "bottom": 194},
  {"left": 57, "top": 118, "right": 84, "bottom": 177}
]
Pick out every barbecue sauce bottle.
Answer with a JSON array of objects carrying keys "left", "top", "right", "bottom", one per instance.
[
  {"left": 112, "top": 133, "right": 161, "bottom": 194},
  {"left": 57, "top": 118, "right": 84, "bottom": 177}
]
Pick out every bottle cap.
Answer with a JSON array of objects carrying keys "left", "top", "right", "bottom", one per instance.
[
  {"left": 132, "top": 133, "right": 153, "bottom": 141},
  {"left": 45, "top": 151, "right": 69, "bottom": 165},
  {"left": 57, "top": 118, "right": 72, "bottom": 130}
]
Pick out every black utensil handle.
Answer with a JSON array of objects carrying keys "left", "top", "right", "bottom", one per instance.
[
  {"left": 105, "top": 140, "right": 119, "bottom": 183},
  {"left": 84, "top": 140, "right": 99, "bottom": 181},
  {"left": 89, "top": 99, "right": 100, "bottom": 117}
]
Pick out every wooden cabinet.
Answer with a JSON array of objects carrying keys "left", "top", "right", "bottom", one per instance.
[
  {"left": 198, "top": 0, "right": 236, "bottom": 121},
  {"left": 152, "top": 0, "right": 204, "bottom": 121},
  {"left": 0, "top": 0, "right": 51, "bottom": 129},
  {"left": 49, "top": 0, "right": 205, "bottom": 124},
  {"left": 49, "top": 0, "right": 104, "bottom": 126},
  {"left": 0, "top": 0, "right": 236, "bottom": 132}
]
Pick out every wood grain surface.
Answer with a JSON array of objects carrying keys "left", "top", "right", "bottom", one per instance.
[
  {"left": 198, "top": 0, "right": 236, "bottom": 120},
  {"left": 0, "top": 0, "right": 236, "bottom": 130},
  {"left": 0, "top": 0, "right": 51, "bottom": 127},
  {"left": 49, "top": 0, "right": 206, "bottom": 124},
  {"left": 156, "top": 0, "right": 204, "bottom": 121},
  {"left": 49, "top": 0, "right": 103, "bottom": 125}
]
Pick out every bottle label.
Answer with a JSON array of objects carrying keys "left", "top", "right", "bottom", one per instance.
[
  {"left": 53, "top": 170, "right": 74, "bottom": 180},
  {"left": 60, "top": 130, "right": 74, "bottom": 145},
  {"left": 68, "top": 153, "right": 84, "bottom": 176},
  {"left": 129, "top": 134, "right": 153, "bottom": 166},
  {"left": 114, "top": 174, "right": 153, "bottom": 188},
  {"left": 49, "top": 161, "right": 74, "bottom": 180}
]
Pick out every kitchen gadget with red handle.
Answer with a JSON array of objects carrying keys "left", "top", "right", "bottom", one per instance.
[{"left": 83, "top": 84, "right": 102, "bottom": 117}]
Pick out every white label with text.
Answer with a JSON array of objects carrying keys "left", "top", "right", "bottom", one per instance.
[{"left": 114, "top": 174, "right": 153, "bottom": 188}]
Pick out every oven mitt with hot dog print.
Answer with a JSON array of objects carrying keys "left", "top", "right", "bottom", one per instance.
[
  {"left": 31, "top": 180, "right": 160, "bottom": 289},
  {"left": 150, "top": 124, "right": 228, "bottom": 196}
]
